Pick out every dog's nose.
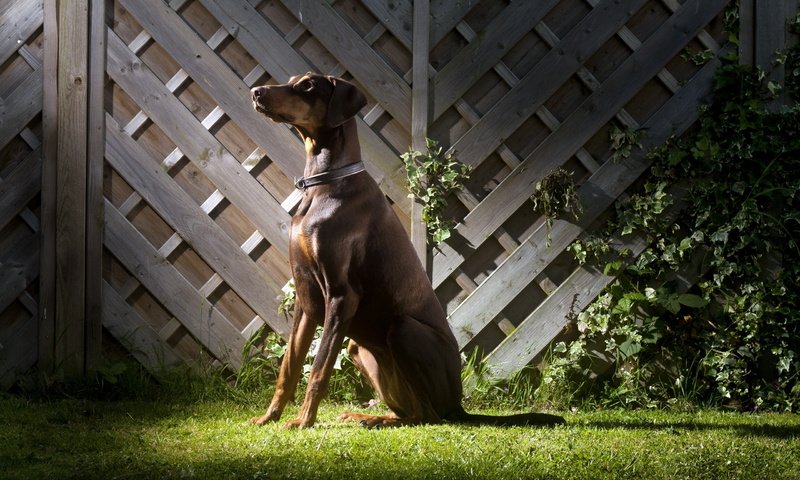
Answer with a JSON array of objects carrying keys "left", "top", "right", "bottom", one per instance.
[{"left": 251, "top": 86, "right": 267, "bottom": 101}]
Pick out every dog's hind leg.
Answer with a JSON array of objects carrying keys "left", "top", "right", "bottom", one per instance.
[
  {"left": 340, "top": 316, "right": 462, "bottom": 426},
  {"left": 385, "top": 315, "right": 464, "bottom": 419},
  {"left": 338, "top": 339, "right": 423, "bottom": 427}
]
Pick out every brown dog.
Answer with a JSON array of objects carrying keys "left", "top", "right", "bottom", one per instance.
[{"left": 249, "top": 73, "right": 565, "bottom": 429}]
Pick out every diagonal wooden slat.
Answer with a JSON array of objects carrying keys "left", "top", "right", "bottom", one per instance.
[
  {"left": 432, "top": 0, "right": 558, "bottom": 120},
  {"left": 104, "top": 199, "right": 246, "bottom": 370},
  {"left": 0, "top": 226, "right": 39, "bottom": 314},
  {"left": 0, "top": 0, "right": 43, "bottom": 66},
  {"left": 105, "top": 114, "right": 290, "bottom": 339},
  {"left": 430, "top": 1, "right": 474, "bottom": 46},
  {"left": 0, "top": 68, "right": 43, "bottom": 149},
  {"left": 119, "top": 0, "right": 306, "bottom": 179},
  {"left": 487, "top": 50, "right": 721, "bottom": 372},
  {"left": 450, "top": 0, "right": 650, "bottom": 170},
  {"left": 279, "top": 0, "right": 412, "bottom": 129},
  {"left": 361, "top": 0, "right": 412, "bottom": 49},
  {"left": 432, "top": 0, "right": 729, "bottom": 288},
  {"left": 0, "top": 314, "right": 37, "bottom": 390},
  {"left": 484, "top": 185, "right": 692, "bottom": 380},
  {"left": 0, "top": 147, "right": 41, "bottom": 232},
  {"left": 449, "top": 51, "right": 723, "bottom": 350},
  {"left": 106, "top": 29, "right": 292, "bottom": 256},
  {"left": 102, "top": 281, "right": 185, "bottom": 374},
  {"left": 200, "top": 0, "right": 411, "bottom": 212},
  {"left": 200, "top": 0, "right": 308, "bottom": 80}
]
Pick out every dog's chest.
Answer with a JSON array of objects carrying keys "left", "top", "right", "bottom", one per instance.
[
  {"left": 288, "top": 200, "right": 341, "bottom": 270},
  {"left": 289, "top": 216, "right": 318, "bottom": 267}
]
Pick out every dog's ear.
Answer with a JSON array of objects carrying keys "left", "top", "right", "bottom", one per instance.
[{"left": 326, "top": 76, "right": 367, "bottom": 127}]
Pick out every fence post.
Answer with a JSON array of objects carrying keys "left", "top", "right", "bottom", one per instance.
[
  {"left": 40, "top": 0, "right": 104, "bottom": 382},
  {"left": 740, "top": 0, "right": 799, "bottom": 107},
  {"left": 85, "top": 0, "right": 106, "bottom": 375},
  {"left": 411, "top": 0, "right": 431, "bottom": 273},
  {"left": 39, "top": 0, "right": 57, "bottom": 383}
]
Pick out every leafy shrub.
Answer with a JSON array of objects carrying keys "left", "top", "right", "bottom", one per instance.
[{"left": 547, "top": 39, "right": 800, "bottom": 411}]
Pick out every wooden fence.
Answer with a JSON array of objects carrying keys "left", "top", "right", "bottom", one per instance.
[{"left": 0, "top": 0, "right": 795, "bottom": 387}]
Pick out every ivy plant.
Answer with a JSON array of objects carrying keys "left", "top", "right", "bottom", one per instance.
[
  {"left": 402, "top": 138, "right": 471, "bottom": 245},
  {"left": 277, "top": 279, "right": 296, "bottom": 317},
  {"left": 547, "top": 24, "right": 800, "bottom": 411},
  {"left": 608, "top": 125, "right": 645, "bottom": 164},
  {"left": 530, "top": 167, "right": 583, "bottom": 246}
]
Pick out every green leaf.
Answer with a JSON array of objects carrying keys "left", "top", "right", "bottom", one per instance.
[
  {"left": 604, "top": 261, "right": 624, "bottom": 275},
  {"left": 677, "top": 293, "right": 708, "bottom": 309},
  {"left": 618, "top": 337, "right": 642, "bottom": 359},
  {"left": 710, "top": 227, "right": 730, "bottom": 244},
  {"left": 612, "top": 297, "right": 634, "bottom": 315}
]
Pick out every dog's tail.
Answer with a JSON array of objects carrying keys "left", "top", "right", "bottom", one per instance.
[{"left": 446, "top": 406, "right": 566, "bottom": 427}]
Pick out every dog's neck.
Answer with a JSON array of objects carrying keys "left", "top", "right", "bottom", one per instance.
[{"left": 298, "top": 119, "right": 361, "bottom": 179}]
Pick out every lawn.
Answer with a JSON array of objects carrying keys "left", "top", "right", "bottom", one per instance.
[{"left": 1, "top": 394, "right": 798, "bottom": 479}]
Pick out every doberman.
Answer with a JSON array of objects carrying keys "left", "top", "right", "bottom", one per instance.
[{"left": 249, "top": 73, "right": 565, "bottom": 429}]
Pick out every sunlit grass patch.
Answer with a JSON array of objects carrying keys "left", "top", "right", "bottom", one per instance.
[{"left": 1, "top": 395, "right": 798, "bottom": 480}]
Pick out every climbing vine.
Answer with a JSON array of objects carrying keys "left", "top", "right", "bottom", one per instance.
[
  {"left": 402, "top": 138, "right": 471, "bottom": 245},
  {"left": 545, "top": 20, "right": 800, "bottom": 411}
]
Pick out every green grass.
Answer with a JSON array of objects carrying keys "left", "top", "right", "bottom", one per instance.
[{"left": 1, "top": 393, "right": 798, "bottom": 479}]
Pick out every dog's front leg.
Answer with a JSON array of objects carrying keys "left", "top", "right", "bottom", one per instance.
[
  {"left": 251, "top": 307, "right": 316, "bottom": 426},
  {"left": 285, "top": 292, "right": 357, "bottom": 429}
]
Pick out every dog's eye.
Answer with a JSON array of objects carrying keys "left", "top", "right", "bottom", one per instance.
[{"left": 296, "top": 80, "right": 314, "bottom": 92}]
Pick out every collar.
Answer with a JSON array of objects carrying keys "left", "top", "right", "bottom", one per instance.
[{"left": 294, "top": 161, "right": 366, "bottom": 190}]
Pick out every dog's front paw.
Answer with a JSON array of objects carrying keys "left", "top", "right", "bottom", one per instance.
[
  {"left": 249, "top": 411, "right": 280, "bottom": 426},
  {"left": 283, "top": 418, "right": 313, "bottom": 429}
]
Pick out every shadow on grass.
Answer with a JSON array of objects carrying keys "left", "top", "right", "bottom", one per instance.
[{"left": 580, "top": 418, "right": 800, "bottom": 439}]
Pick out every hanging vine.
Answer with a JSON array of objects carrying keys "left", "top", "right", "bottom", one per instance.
[{"left": 402, "top": 138, "right": 471, "bottom": 246}]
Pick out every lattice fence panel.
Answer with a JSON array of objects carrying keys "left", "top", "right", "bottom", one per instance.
[
  {"left": 426, "top": 0, "right": 731, "bottom": 379},
  {"left": 0, "top": 0, "right": 740, "bottom": 383},
  {"left": 0, "top": 0, "right": 45, "bottom": 388},
  {"left": 101, "top": 0, "right": 415, "bottom": 371}
]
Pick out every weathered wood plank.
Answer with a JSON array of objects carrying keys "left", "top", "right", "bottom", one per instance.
[
  {"left": 0, "top": 315, "right": 37, "bottom": 390},
  {"left": 739, "top": 0, "right": 755, "bottom": 65},
  {"left": 0, "top": 0, "right": 44, "bottom": 66},
  {"left": 0, "top": 147, "right": 41, "bottom": 232},
  {"left": 105, "top": 115, "right": 290, "bottom": 339},
  {"left": 755, "top": 0, "right": 788, "bottom": 107},
  {"left": 754, "top": 0, "right": 785, "bottom": 69},
  {"left": 362, "top": 0, "right": 412, "bottom": 49},
  {"left": 200, "top": 0, "right": 308, "bottom": 81},
  {"left": 432, "top": 0, "right": 558, "bottom": 120},
  {"left": 102, "top": 281, "right": 184, "bottom": 374},
  {"left": 201, "top": 0, "right": 410, "bottom": 212},
  {"left": 55, "top": 0, "right": 89, "bottom": 377},
  {"left": 85, "top": 0, "right": 106, "bottom": 373},
  {"left": 432, "top": 0, "right": 729, "bottom": 288},
  {"left": 104, "top": 199, "right": 245, "bottom": 370},
  {"left": 430, "top": 0, "right": 474, "bottom": 45},
  {"left": 450, "top": 0, "right": 650, "bottom": 170},
  {"left": 410, "top": 0, "right": 430, "bottom": 265},
  {"left": 39, "top": 0, "right": 58, "bottom": 379},
  {"left": 354, "top": 123, "right": 409, "bottom": 212},
  {"left": 448, "top": 50, "right": 722, "bottom": 349},
  {"left": 485, "top": 185, "right": 691, "bottom": 380},
  {"left": 279, "top": 0, "right": 412, "bottom": 128},
  {"left": 0, "top": 226, "right": 39, "bottom": 314},
  {"left": 0, "top": 67, "right": 43, "bottom": 149},
  {"left": 119, "top": 0, "right": 306, "bottom": 179},
  {"left": 106, "top": 29, "right": 292, "bottom": 256}
]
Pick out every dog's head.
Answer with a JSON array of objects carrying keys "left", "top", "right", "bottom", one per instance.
[{"left": 251, "top": 73, "right": 367, "bottom": 132}]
